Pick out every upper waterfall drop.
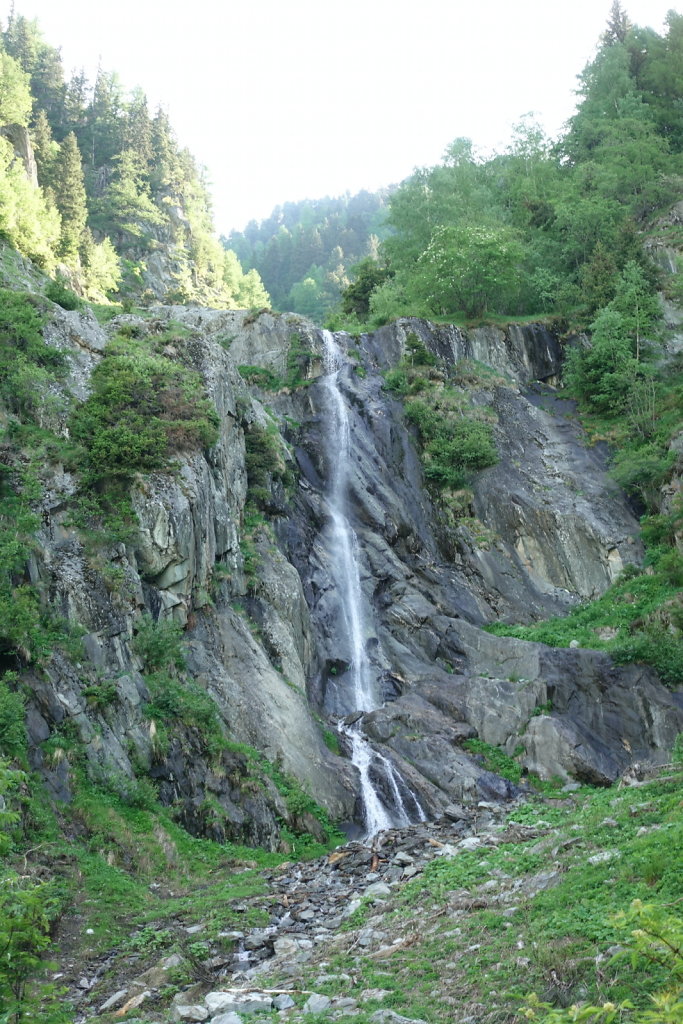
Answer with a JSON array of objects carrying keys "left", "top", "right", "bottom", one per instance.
[
  {"left": 318, "top": 330, "right": 426, "bottom": 836},
  {"left": 320, "top": 331, "right": 378, "bottom": 714}
]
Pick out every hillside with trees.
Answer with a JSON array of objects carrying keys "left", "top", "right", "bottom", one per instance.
[
  {"left": 332, "top": 4, "right": 683, "bottom": 330},
  {"left": 224, "top": 189, "right": 390, "bottom": 320},
  {"left": 0, "top": 11, "right": 269, "bottom": 306}
]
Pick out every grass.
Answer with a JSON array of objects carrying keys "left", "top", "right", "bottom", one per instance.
[{"left": 273, "top": 768, "right": 683, "bottom": 1024}]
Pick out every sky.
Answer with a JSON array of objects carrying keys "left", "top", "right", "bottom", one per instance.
[{"left": 5, "top": 0, "right": 679, "bottom": 235}]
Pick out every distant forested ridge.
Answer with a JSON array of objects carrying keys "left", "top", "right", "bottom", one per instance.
[
  {"left": 330, "top": 2, "right": 683, "bottom": 330},
  {"left": 223, "top": 189, "right": 391, "bottom": 321},
  {"left": 0, "top": 12, "right": 269, "bottom": 306}
]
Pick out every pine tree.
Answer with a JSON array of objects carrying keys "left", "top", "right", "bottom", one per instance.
[
  {"left": 52, "top": 131, "right": 87, "bottom": 262},
  {"left": 62, "top": 69, "right": 89, "bottom": 140},
  {"left": 149, "top": 106, "right": 180, "bottom": 196},
  {"left": 86, "top": 69, "right": 124, "bottom": 169},
  {"left": 603, "top": 1, "right": 631, "bottom": 45},
  {"left": 123, "top": 87, "right": 152, "bottom": 168},
  {"left": 30, "top": 108, "right": 57, "bottom": 189}
]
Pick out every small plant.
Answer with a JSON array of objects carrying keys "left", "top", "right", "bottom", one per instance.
[
  {"left": 82, "top": 678, "right": 119, "bottom": 711},
  {"left": 45, "top": 276, "right": 82, "bottom": 311},
  {"left": 238, "top": 365, "right": 282, "bottom": 390},
  {"left": 132, "top": 614, "right": 185, "bottom": 674},
  {"left": 383, "top": 343, "right": 497, "bottom": 497}
]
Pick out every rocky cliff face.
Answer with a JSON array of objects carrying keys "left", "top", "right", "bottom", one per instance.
[{"left": 17, "top": 307, "right": 683, "bottom": 843}]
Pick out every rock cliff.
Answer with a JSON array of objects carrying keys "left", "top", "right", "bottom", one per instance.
[{"left": 15, "top": 306, "right": 683, "bottom": 842}]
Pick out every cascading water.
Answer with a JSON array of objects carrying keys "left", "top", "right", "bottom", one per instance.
[{"left": 319, "top": 330, "right": 426, "bottom": 837}]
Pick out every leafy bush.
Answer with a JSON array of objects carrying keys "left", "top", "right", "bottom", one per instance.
[
  {"left": 611, "top": 631, "right": 683, "bottom": 690},
  {"left": 145, "top": 673, "right": 225, "bottom": 760},
  {"left": 526, "top": 899, "right": 683, "bottom": 1023},
  {"left": 0, "top": 674, "right": 27, "bottom": 763},
  {"left": 0, "top": 466, "right": 73, "bottom": 664},
  {"left": 238, "top": 365, "right": 281, "bottom": 390},
  {"left": 69, "top": 334, "right": 219, "bottom": 480},
  {"left": 45, "top": 276, "right": 81, "bottom": 310},
  {"left": 0, "top": 289, "right": 65, "bottom": 421},
  {"left": 421, "top": 419, "right": 498, "bottom": 488},
  {"left": 404, "top": 396, "right": 497, "bottom": 490},
  {"left": 0, "top": 761, "right": 66, "bottom": 1023}
]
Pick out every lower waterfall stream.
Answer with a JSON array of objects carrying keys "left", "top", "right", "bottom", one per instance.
[{"left": 320, "top": 331, "right": 426, "bottom": 836}]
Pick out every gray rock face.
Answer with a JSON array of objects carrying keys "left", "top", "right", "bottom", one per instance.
[
  {"left": 18, "top": 305, "right": 683, "bottom": 844},
  {"left": 0, "top": 123, "right": 38, "bottom": 186},
  {"left": 273, "top": 320, "right": 681, "bottom": 804},
  {"left": 26, "top": 308, "right": 356, "bottom": 845},
  {"left": 365, "top": 317, "right": 562, "bottom": 383}
]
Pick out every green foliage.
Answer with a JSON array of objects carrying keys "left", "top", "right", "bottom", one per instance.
[
  {"left": 225, "top": 191, "right": 390, "bottom": 320},
  {"left": 0, "top": 137, "right": 60, "bottom": 269},
  {"left": 69, "top": 333, "right": 219, "bottom": 480},
  {"left": 565, "top": 261, "right": 663, "bottom": 415},
  {"left": 284, "top": 332, "right": 314, "bottom": 388},
  {"left": 526, "top": 899, "right": 683, "bottom": 1023},
  {"left": 415, "top": 223, "right": 525, "bottom": 319},
  {"left": 0, "top": 14, "right": 267, "bottom": 306},
  {"left": 45, "top": 274, "right": 81, "bottom": 310},
  {"left": 0, "top": 761, "right": 67, "bottom": 1023},
  {"left": 82, "top": 677, "right": 119, "bottom": 710},
  {"left": 385, "top": 342, "right": 497, "bottom": 494},
  {"left": 144, "top": 672, "right": 226, "bottom": 760},
  {"left": 51, "top": 131, "right": 88, "bottom": 264},
  {"left": 0, "top": 436, "right": 78, "bottom": 665},
  {"left": 462, "top": 738, "right": 523, "bottom": 784},
  {"left": 341, "top": 257, "right": 393, "bottom": 317},
  {"left": 132, "top": 614, "right": 185, "bottom": 674},
  {"left": 0, "top": 51, "right": 33, "bottom": 125},
  {"left": 239, "top": 508, "right": 268, "bottom": 591},
  {"left": 238, "top": 364, "right": 282, "bottom": 390},
  {"left": 0, "top": 674, "right": 27, "bottom": 763}
]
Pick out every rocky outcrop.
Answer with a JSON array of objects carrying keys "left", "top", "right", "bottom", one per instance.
[
  {"left": 17, "top": 305, "right": 683, "bottom": 842},
  {"left": 25, "top": 307, "right": 356, "bottom": 845},
  {"left": 365, "top": 317, "right": 562, "bottom": 382},
  {"left": 0, "top": 123, "right": 38, "bottom": 186}
]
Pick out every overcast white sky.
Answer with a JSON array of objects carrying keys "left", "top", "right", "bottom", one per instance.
[{"left": 6, "top": 0, "right": 678, "bottom": 234}]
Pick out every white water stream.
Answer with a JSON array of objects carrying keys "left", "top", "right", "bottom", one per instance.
[{"left": 320, "top": 331, "right": 426, "bottom": 837}]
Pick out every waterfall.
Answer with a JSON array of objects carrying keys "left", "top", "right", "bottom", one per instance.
[{"left": 319, "top": 331, "right": 426, "bottom": 836}]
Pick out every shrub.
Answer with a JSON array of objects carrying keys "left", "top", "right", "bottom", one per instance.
[
  {"left": 45, "top": 276, "right": 81, "bottom": 311},
  {"left": 238, "top": 365, "right": 282, "bottom": 390},
  {"left": 0, "top": 674, "right": 27, "bottom": 763},
  {"left": 0, "top": 289, "right": 65, "bottom": 421},
  {"left": 69, "top": 335, "right": 219, "bottom": 480},
  {"left": 132, "top": 614, "right": 185, "bottom": 674},
  {"left": 404, "top": 397, "right": 497, "bottom": 491}
]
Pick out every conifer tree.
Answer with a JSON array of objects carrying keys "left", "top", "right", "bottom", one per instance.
[
  {"left": 603, "top": 0, "right": 631, "bottom": 45},
  {"left": 52, "top": 131, "right": 87, "bottom": 262},
  {"left": 123, "top": 87, "right": 152, "bottom": 168},
  {"left": 30, "top": 107, "right": 56, "bottom": 188}
]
